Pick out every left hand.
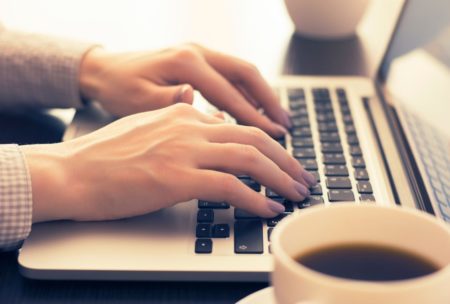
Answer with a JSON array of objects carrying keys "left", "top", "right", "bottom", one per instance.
[{"left": 79, "top": 44, "right": 291, "bottom": 138}]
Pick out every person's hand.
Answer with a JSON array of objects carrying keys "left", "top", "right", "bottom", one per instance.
[
  {"left": 79, "top": 44, "right": 291, "bottom": 138},
  {"left": 22, "top": 104, "right": 315, "bottom": 223}
]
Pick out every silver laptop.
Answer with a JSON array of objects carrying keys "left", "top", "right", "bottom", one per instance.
[{"left": 19, "top": 0, "right": 450, "bottom": 281}]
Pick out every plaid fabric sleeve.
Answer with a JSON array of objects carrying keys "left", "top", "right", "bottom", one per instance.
[
  {"left": 0, "top": 145, "right": 32, "bottom": 251},
  {"left": 0, "top": 23, "right": 98, "bottom": 110}
]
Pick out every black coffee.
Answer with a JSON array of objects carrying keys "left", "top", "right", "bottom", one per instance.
[{"left": 296, "top": 243, "right": 439, "bottom": 282}]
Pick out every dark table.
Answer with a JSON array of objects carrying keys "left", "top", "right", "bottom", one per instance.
[{"left": 0, "top": 0, "right": 399, "bottom": 302}]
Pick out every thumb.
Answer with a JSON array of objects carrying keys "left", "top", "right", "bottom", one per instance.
[
  {"left": 173, "top": 84, "right": 194, "bottom": 104},
  {"left": 146, "top": 83, "right": 194, "bottom": 108}
]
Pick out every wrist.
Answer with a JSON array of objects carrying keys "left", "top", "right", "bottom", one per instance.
[
  {"left": 20, "top": 144, "right": 81, "bottom": 223},
  {"left": 79, "top": 47, "right": 107, "bottom": 102}
]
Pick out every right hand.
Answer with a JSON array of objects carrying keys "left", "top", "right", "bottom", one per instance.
[{"left": 22, "top": 104, "right": 316, "bottom": 223}]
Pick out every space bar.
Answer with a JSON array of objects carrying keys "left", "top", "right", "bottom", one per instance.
[{"left": 234, "top": 220, "right": 263, "bottom": 254}]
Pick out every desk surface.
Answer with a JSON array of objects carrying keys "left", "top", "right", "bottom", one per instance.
[{"left": 0, "top": 0, "right": 400, "bottom": 303}]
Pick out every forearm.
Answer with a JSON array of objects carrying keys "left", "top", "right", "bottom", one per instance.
[{"left": 0, "top": 24, "right": 98, "bottom": 110}]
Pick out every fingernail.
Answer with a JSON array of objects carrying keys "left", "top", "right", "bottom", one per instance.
[
  {"left": 283, "top": 111, "right": 292, "bottom": 129},
  {"left": 294, "top": 181, "right": 310, "bottom": 197},
  {"left": 303, "top": 171, "right": 317, "bottom": 187},
  {"left": 274, "top": 123, "right": 288, "bottom": 135},
  {"left": 175, "top": 85, "right": 192, "bottom": 103},
  {"left": 267, "top": 198, "right": 285, "bottom": 214}
]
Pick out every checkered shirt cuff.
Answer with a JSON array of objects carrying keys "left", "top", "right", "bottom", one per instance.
[{"left": 0, "top": 145, "right": 32, "bottom": 251}]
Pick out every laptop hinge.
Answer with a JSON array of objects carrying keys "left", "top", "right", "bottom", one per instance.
[{"left": 372, "top": 81, "right": 434, "bottom": 213}]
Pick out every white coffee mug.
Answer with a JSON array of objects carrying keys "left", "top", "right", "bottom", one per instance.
[
  {"left": 271, "top": 204, "right": 450, "bottom": 304},
  {"left": 284, "top": 0, "right": 370, "bottom": 39}
]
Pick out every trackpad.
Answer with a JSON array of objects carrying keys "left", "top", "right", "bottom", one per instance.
[{"left": 19, "top": 201, "right": 196, "bottom": 270}]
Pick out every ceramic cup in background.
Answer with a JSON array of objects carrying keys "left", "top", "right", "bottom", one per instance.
[
  {"left": 284, "top": 0, "right": 370, "bottom": 39},
  {"left": 271, "top": 204, "right": 450, "bottom": 304}
]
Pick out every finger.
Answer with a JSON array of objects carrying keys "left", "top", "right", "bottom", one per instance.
[
  {"left": 205, "top": 124, "right": 317, "bottom": 187},
  {"left": 235, "top": 83, "right": 259, "bottom": 108},
  {"left": 196, "top": 143, "right": 309, "bottom": 201},
  {"left": 191, "top": 170, "right": 285, "bottom": 218},
  {"left": 175, "top": 59, "right": 287, "bottom": 138},
  {"left": 197, "top": 47, "right": 290, "bottom": 129}
]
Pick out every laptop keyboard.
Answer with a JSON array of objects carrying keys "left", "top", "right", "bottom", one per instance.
[
  {"left": 195, "top": 87, "right": 375, "bottom": 254},
  {"left": 400, "top": 106, "right": 450, "bottom": 222}
]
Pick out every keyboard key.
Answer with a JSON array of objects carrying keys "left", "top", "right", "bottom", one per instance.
[
  {"left": 196, "top": 224, "right": 211, "bottom": 238},
  {"left": 328, "top": 190, "right": 355, "bottom": 202},
  {"left": 355, "top": 169, "right": 369, "bottom": 180},
  {"left": 301, "top": 159, "right": 318, "bottom": 170},
  {"left": 318, "top": 122, "right": 338, "bottom": 132},
  {"left": 342, "top": 114, "right": 353, "bottom": 125},
  {"left": 316, "top": 112, "right": 336, "bottom": 122},
  {"left": 212, "top": 224, "right": 230, "bottom": 238},
  {"left": 307, "top": 170, "right": 320, "bottom": 182},
  {"left": 265, "top": 188, "right": 281, "bottom": 198},
  {"left": 283, "top": 200, "right": 294, "bottom": 213},
  {"left": 323, "top": 153, "right": 346, "bottom": 165},
  {"left": 198, "top": 201, "right": 230, "bottom": 209},
  {"left": 298, "top": 196, "right": 324, "bottom": 209},
  {"left": 197, "top": 209, "right": 214, "bottom": 223},
  {"left": 357, "top": 181, "right": 373, "bottom": 194},
  {"left": 291, "top": 127, "right": 312, "bottom": 138},
  {"left": 292, "top": 117, "right": 310, "bottom": 127},
  {"left": 240, "top": 179, "right": 261, "bottom": 191},
  {"left": 312, "top": 88, "right": 330, "bottom": 100},
  {"left": 345, "top": 125, "right": 356, "bottom": 134},
  {"left": 325, "top": 165, "right": 349, "bottom": 176},
  {"left": 352, "top": 157, "right": 366, "bottom": 168},
  {"left": 292, "top": 137, "right": 314, "bottom": 148},
  {"left": 336, "top": 88, "right": 346, "bottom": 97},
  {"left": 310, "top": 184, "right": 323, "bottom": 195},
  {"left": 360, "top": 194, "right": 376, "bottom": 202},
  {"left": 347, "top": 134, "right": 359, "bottom": 145},
  {"left": 277, "top": 137, "right": 286, "bottom": 148},
  {"left": 290, "top": 101, "right": 306, "bottom": 110},
  {"left": 320, "top": 132, "right": 341, "bottom": 143},
  {"left": 340, "top": 104, "right": 351, "bottom": 114},
  {"left": 235, "top": 209, "right": 259, "bottom": 219},
  {"left": 288, "top": 88, "right": 305, "bottom": 100},
  {"left": 234, "top": 220, "right": 263, "bottom": 254},
  {"left": 195, "top": 239, "right": 213, "bottom": 253},
  {"left": 321, "top": 143, "right": 343, "bottom": 153},
  {"left": 349, "top": 146, "right": 362, "bottom": 156},
  {"left": 314, "top": 103, "right": 333, "bottom": 112},
  {"left": 267, "top": 214, "right": 288, "bottom": 227},
  {"left": 290, "top": 107, "right": 309, "bottom": 117},
  {"left": 326, "top": 177, "right": 352, "bottom": 189},
  {"left": 268, "top": 227, "right": 274, "bottom": 241},
  {"left": 293, "top": 148, "right": 316, "bottom": 159}
]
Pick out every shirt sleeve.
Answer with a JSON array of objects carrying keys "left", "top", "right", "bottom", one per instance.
[
  {"left": 0, "top": 23, "right": 98, "bottom": 110},
  {"left": 0, "top": 145, "right": 32, "bottom": 251}
]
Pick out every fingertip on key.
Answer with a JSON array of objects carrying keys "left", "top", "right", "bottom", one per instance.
[
  {"left": 266, "top": 198, "right": 285, "bottom": 214},
  {"left": 303, "top": 171, "right": 317, "bottom": 187}
]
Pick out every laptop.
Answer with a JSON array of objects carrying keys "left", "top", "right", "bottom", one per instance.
[{"left": 19, "top": 0, "right": 450, "bottom": 281}]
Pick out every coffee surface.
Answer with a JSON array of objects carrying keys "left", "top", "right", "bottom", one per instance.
[{"left": 296, "top": 243, "right": 439, "bottom": 281}]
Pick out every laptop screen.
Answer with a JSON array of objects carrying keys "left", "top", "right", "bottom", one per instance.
[
  {"left": 380, "top": 0, "right": 450, "bottom": 81},
  {"left": 380, "top": 0, "right": 450, "bottom": 136}
]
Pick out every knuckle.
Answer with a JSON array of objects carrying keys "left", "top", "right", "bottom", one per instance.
[
  {"left": 239, "top": 144, "right": 261, "bottom": 165},
  {"left": 172, "top": 47, "right": 201, "bottom": 65},
  {"left": 243, "top": 62, "right": 260, "bottom": 77},
  {"left": 246, "top": 126, "right": 268, "bottom": 145}
]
